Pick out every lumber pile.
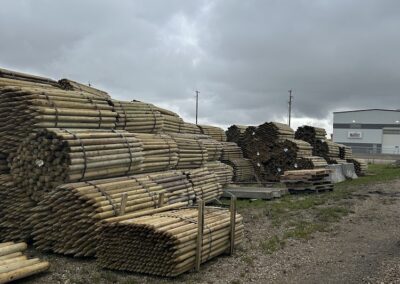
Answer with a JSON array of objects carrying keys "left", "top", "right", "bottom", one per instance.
[
  {"left": 169, "top": 134, "right": 208, "bottom": 169},
  {"left": 224, "top": 159, "right": 255, "bottom": 182},
  {"left": 195, "top": 135, "right": 223, "bottom": 161},
  {"left": 0, "top": 68, "right": 57, "bottom": 87},
  {"left": 0, "top": 154, "right": 8, "bottom": 174},
  {"left": 220, "top": 142, "right": 244, "bottom": 161},
  {"left": 0, "top": 85, "right": 117, "bottom": 156},
  {"left": 181, "top": 122, "right": 202, "bottom": 134},
  {"left": 97, "top": 207, "right": 244, "bottom": 277},
  {"left": 315, "top": 140, "right": 341, "bottom": 163},
  {"left": 281, "top": 169, "right": 333, "bottom": 192},
  {"left": 58, "top": 78, "right": 111, "bottom": 99},
  {"left": 296, "top": 156, "right": 328, "bottom": 169},
  {"left": 205, "top": 161, "right": 233, "bottom": 187},
  {"left": 183, "top": 168, "right": 223, "bottom": 202},
  {"left": 347, "top": 158, "right": 368, "bottom": 176},
  {"left": 111, "top": 100, "right": 164, "bottom": 133},
  {"left": 0, "top": 242, "right": 49, "bottom": 284},
  {"left": 0, "top": 175, "right": 35, "bottom": 242},
  {"left": 198, "top": 125, "right": 227, "bottom": 142},
  {"left": 338, "top": 144, "right": 353, "bottom": 160},
  {"left": 30, "top": 170, "right": 198, "bottom": 257},
  {"left": 295, "top": 126, "right": 327, "bottom": 155},
  {"left": 226, "top": 125, "right": 250, "bottom": 145},
  {"left": 162, "top": 114, "right": 184, "bottom": 133},
  {"left": 10, "top": 128, "right": 144, "bottom": 201}
]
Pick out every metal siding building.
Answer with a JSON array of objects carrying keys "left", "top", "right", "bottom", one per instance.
[{"left": 333, "top": 109, "right": 400, "bottom": 154}]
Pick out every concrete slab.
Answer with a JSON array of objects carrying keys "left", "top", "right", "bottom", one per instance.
[
  {"left": 341, "top": 163, "right": 358, "bottom": 179},
  {"left": 327, "top": 164, "right": 346, "bottom": 183},
  {"left": 223, "top": 187, "right": 287, "bottom": 200}
]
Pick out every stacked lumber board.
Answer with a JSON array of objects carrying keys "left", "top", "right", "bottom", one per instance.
[
  {"left": 30, "top": 171, "right": 198, "bottom": 257},
  {"left": 347, "top": 158, "right": 368, "bottom": 176},
  {"left": 58, "top": 78, "right": 111, "bottom": 99},
  {"left": 338, "top": 144, "right": 353, "bottom": 160},
  {"left": 0, "top": 175, "right": 35, "bottom": 242},
  {"left": 205, "top": 161, "right": 233, "bottom": 187},
  {"left": 198, "top": 125, "right": 227, "bottom": 142},
  {"left": 220, "top": 142, "right": 244, "bottom": 161},
  {"left": 0, "top": 242, "right": 49, "bottom": 283},
  {"left": 281, "top": 169, "right": 333, "bottom": 192},
  {"left": 224, "top": 159, "right": 255, "bottom": 182},
  {"left": 226, "top": 125, "right": 250, "bottom": 145},
  {"left": 296, "top": 156, "right": 328, "bottom": 169},
  {"left": 183, "top": 168, "right": 223, "bottom": 202},
  {"left": 97, "top": 207, "right": 244, "bottom": 277},
  {"left": 110, "top": 100, "right": 164, "bottom": 133},
  {"left": 295, "top": 126, "right": 327, "bottom": 155},
  {"left": 0, "top": 85, "right": 117, "bottom": 156},
  {"left": 0, "top": 154, "right": 8, "bottom": 174}
]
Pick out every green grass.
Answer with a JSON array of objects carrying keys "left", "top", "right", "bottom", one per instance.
[
  {"left": 284, "top": 221, "right": 328, "bottom": 240},
  {"left": 260, "top": 235, "right": 286, "bottom": 254}
]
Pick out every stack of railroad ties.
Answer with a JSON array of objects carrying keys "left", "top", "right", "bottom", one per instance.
[
  {"left": 0, "top": 68, "right": 243, "bottom": 279},
  {"left": 226, "top": 123, "right": 328, "bottom": 181}
]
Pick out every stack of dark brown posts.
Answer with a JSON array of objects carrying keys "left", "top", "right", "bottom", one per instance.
[
  {"left": 0, "top": 154, "right": 8, "bottom": 174},
  {"left": 226, "top": 125, "right": 249, "bottom": 145},
  {"left": 295, "top": 126, "right": 327, "bottom": 156},
  {"left": 97, "top": 207, "right": 244, "bottom": 277},
  {"left": 315, "top": 140, "right": 342, "bottom": 164},
  {"left": 347, "top": 159, "right": 368, "bottom": 176},
  {"left": 0, "top": 242, "right": 49, "bottom": 283},
  {"left": 281, "top": 169, "right": 333, "bottom": 193},
  {"left": 198, "top": 125, "right": 227, "bottom": 142},
  {"left": 338, "top": 144, "right": 353, "bottom": 160},
  {"left": 296, "top": 156, "right": 328, "bottom": 169}
]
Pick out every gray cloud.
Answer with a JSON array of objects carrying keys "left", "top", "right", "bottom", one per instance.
[{"left": 1, "top": 0, "right": 399, "bottom": 132}]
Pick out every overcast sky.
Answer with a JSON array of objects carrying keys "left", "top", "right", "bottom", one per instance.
[{"left": 1, "top": 0, "right": 399, "bottom": 133}]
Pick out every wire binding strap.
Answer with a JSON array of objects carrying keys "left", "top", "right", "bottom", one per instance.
[{"left": 61, "top": 129, "right": 87, "bottom": 181}]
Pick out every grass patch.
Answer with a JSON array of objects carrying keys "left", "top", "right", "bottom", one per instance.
[
  {"left": 260, "top": 236, "right": 286, "bottom": 254},
  {"left": 284, "top": 221, "right": 328, "bottom": 240},
  {"left": 315, "top": 206, "right": 350, "bottom": 222}
]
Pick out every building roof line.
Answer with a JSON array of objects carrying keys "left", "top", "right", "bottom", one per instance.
[{"left": 334, "top": 108, "right": 400, "bottom": 114}]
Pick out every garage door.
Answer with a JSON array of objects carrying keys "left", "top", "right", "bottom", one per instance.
[{"left": 382, "top": 128, "right": 400, "bottom": 154}]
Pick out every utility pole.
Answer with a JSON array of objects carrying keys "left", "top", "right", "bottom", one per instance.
[
  {"left": 195, "top": 90, "right": 200, "bottom": 125},
  {"left": 288, "top": 89, "right": 293, "bottom": 127}
]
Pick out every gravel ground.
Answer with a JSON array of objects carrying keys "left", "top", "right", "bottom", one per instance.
[{"left": 17, "top": 179, "right": 400, "bottom": 284}]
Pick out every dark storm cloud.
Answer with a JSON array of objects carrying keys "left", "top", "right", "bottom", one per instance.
[{"left": 1, "top": 0, "right": 399, "bottom": 131}]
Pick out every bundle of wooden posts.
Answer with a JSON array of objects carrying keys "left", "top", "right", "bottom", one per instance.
[
  {"left": 169, "top": 134, "right": 208, "bottom": 169},
  {"left": 97, "top": 207, "right": 244, "bottom": 277},
  {"left": 183, "top": 168, "right": 223, "bottom": 202},
  {"left": 58, "top": 78, "right": 111, "bottom": 99},
  {"left": 181, "top": 122, "right": 202, "bottom": 134},
  {"left": 257, "top": 122, "right": 295, "bottom": 143},
  {"left": 281, "top": 169, "right": 333, "bottom": 192},
  {"left": 0, "top": 154, "right": 8, "bottom": 174},
  {"left": 296, "top": 156, "right": 328, "bottom": 169},
  {"left": 162, "top": 114, "right": 185, "bottom": 133},
  {"left": 0, "top": 175, "right": 35, "bottom": 242},
  {"left": 220, "top": 142, "right": 244, "bottom": 161},
  {"left": 295, "top": 126, "right": 327, "bottom": 155},
  {"left": 224, "top": 158, "right": 255, "bottom": 182},
  {"left": 205, "top": 161, "right": 233, "bottom": 187},
  {"left": 347, "top": 158, "right": 368, "bottom": 176},
  {"left": 0, "top": 242, "right": 49, "bottom": 284},
  {"left": 0, "top": 68, "right": 57, "bottom": 87},
  {"left": 10, "top": 128, "right": 144, "bottom": 201},
  {"left": 198, "top": 125, "right": 227, "bottom": 142},
  {"left": 226, "top": 125, "right": 249, "bottom": 145},
  {"left": 0, "top": 85, "right": 117, "bottom": 156},
  {"left": 30, "top": 170, "right": 197, "bottom": 257},
  {"left": 338, "top": 144, "right": 353, "bottom": 160},
  {"left": 316, "top": 140, "right": 341, "bottom": 163},
  {"left": 195, "top": 135, "right": 223, "bottom": 161},
  {"left": 110, "top": 100, "right": 164, "bottom": 133}
]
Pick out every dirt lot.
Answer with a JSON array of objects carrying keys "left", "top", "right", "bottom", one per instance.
[{"left": 19, "top": 164, "right": 400, "bottom": 284}]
